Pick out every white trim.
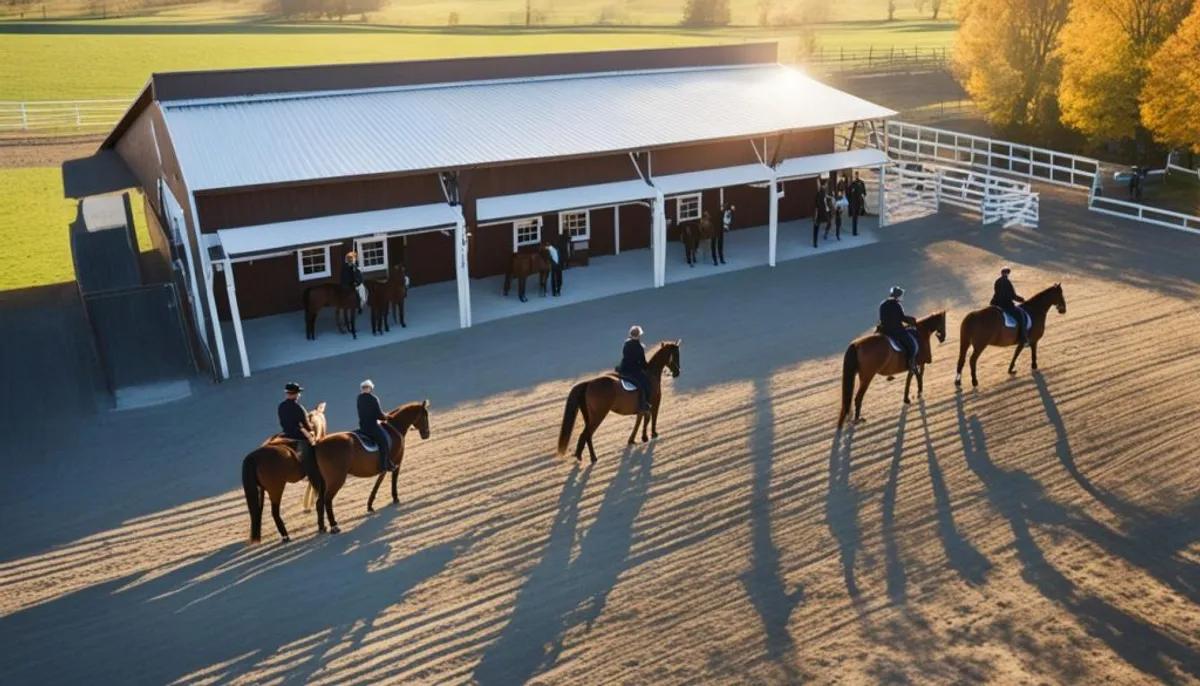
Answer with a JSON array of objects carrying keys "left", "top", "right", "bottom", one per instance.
[
  {"left": 512, "top": 217, "right": 543, "bottom": 251},
  {"left": 768, "top": 171, "right": 779, "bottom": 267},
  {"left": 558, "top": 209, "right": 590, "bottom": 241},
  {"left": 674, "top": 193, "right": 702, "bottom": 222},
  {"left": 223, "top": 257, "right": 251, "bottom": 377},
  {"left": 297, "top": 245, "right": 332, "bottom": 281},
  {"left": 354, "top": 236, "right": 389, "bottom": 272},
  {"left": 184, "top": 185, "right": 227, "bottom": 381}
]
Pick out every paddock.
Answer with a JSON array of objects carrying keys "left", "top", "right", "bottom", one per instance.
[{"left": 5, "top": 188, "right": 1198, "bottom": 684}]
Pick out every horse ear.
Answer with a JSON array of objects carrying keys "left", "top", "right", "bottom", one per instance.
[
  {"left": 423, "top": 398, "right": 430, "bottom": 408},
  {"left": 676, "top": 338, "right": 683, "bottom": 347}
]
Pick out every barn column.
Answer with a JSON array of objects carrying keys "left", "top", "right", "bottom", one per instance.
[
  {"left": 203, "top": 259, "right": 230, "bottom": 380},
  {"left": 455, "top": 215, "right": 472, "bottom": 328},
  {"left": 613, "top": 205, "right": 621, "bottom": 255},
  {"left": 652, "top": 191, "right": 667, "bottom": 287},
  {"left": 878, "top": 163, "right": 888, "bottom": 227},
  {"left": 768, "top": 173, "right": 779, "bottom": 267},
  {"left": 223, "top": 257, "right": 251, "bottom": 377}
]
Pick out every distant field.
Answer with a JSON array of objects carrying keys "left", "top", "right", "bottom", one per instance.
[
  {"left": 0, "top": 167, "right": 149, "bottom": 290},
  {"left": 0, "top": 0, "right": 957, "bottom": 101}
]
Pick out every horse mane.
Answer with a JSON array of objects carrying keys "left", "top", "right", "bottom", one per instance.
[{"left": 918, "top": 310, "right": 947, "bottom": 328}]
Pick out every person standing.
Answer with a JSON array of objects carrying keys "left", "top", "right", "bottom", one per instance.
[
  {"left": 834, "top": 192, "right": 849, "bottom": 241},
  {"left": 1128, "top": 166, "right": 1139, "bottom": 200},
  {"left": 813, "top": 182, "right": 829, "bottom": 248},
  {"left": 556, "top": 231, "right": 572, "bottom": 272},
  {"left": 341, "top": 252, "right": 365, "bottom": 314},
  {"left": 357, "top": 380, "right": 390, "bottom": 473},
  {"left": 850, "top": 171, "right": 868, "bottom": 234},
  {"left": 544, "top": 239, "right": 563, "bottom": 296}
]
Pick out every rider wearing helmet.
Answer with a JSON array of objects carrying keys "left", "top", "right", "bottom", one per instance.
[{"left": 879, "top": 287, "right": 919, "bottom": 374}]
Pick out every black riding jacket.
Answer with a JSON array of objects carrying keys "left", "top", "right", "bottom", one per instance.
[
  {"left": 357, "top": 392, "right": 386, "bottom": 431},
  {"left": 278, "top": 399, "right": 311, "bottom": 440},
  {"left": 618, "top": 339, "right": 649, "bottom": 376},
  {"left": 879, "top": 298, "right": 915, "bottom": 333},
  {"left": 990, "top": 277, "right": 1025, "bottom": 309}
]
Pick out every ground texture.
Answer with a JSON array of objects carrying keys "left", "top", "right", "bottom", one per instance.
[{"left": 1, "top": 190, "right": 1198, "bottom": 684}]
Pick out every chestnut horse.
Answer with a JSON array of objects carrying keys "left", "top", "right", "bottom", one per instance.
[
  {"left": 839, "top": 312, "right": 947, "bottom": 427},
  {"left": 308, "top": 400, "right": 431, "bottom": 535},
  {"left": 678, "top": 215, "right": 714, "bottom": 267},
  {"left": 956, "top": 283, "right": 1066, "bottom": 387},
  {"left": 557, "top": 340, "right": 682, "bottom": 463},
  {"left": 365, "top": 264, "right": 408, "bottom": 335},
  {"left": 241, "top": 402, "right": 327, "bottom": 543},
  {"left": 302, "top": 284, "right": 359, "bottom": 340},
  {"left": 504, "top": 247, "right": 551, "bottom": 302}
]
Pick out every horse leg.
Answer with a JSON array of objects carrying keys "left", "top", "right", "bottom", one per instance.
[
  {"left": 335, "top": 306, "right": 345, "bottom": 334},
  {"left": 1007, "top": 343, "right": 1024, "bottom": 375},
  {"left": 854, "top": 371, "right": 876, "bottom": 423},
  {"left": 904, "top": 370, "right": 914, "bottom": 405},
  {"left": 398, "top": 298, "right": 406, "bottom": 328},
  {"left": 519, "top": 274, "right": 528, "bottom": 303},
  {"left": 367, "top": 472, "right": 386, "bottom": 512},
  {"left": 503, "top": 272, "right": 513, "bottom": 297},
  {"left": 650, "top": 404, "right": 660, "bottom": 439},
  {"left": 969, "top": 345, "right": 984, "bottom": 388},
  {"left": 1030, "top": 340, "right": 1039, "bottom": 371},
  {"left": 324, "top": 481, "right": 343, "bottom": 535},
  {"left": 390, "top": 464, "right": 400, "bottom": 504},
  {"left": 917, "top": 364, "right": 925, "bottom": 398},
  {"left": 349, "top": 308, "right": 357, "bottom": 340},
  {"left": 627, "top": 413, "right": 642, "bottom": 445},
  {"left": 266, "top": 483, "right": 289, "bottom": 543},
  {"left": 955, "top": 338, "right": 970, "bottom": 387}
]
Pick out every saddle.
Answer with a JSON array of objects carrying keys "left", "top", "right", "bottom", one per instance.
[
  {"left": 611, "top": 369, "right": 642, "bottom": 393},
  {"left": 883, "top": 331, "right": 919, "bottom": 356},
  {"left": 992, "top": 305, "right": 1031, "bottom": 330},
  {"left": 351, "top": 429, "right": 390, "bottom": 453}
]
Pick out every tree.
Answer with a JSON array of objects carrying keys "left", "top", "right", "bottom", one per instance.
[
  {"left": 932, "top": 0, "right": 942, "bottom": 19},
  {"left": 1056, "top": 0, "right": 1193, "bottom": 141},
  {"left": 1141, "top": 4, "right": 1200, "bottom": 152},
  {"left": 682, "top": 0, "right": 731, "bottom": 26},
  {"left": 951, "top": 0, "right": 1070, "bottom": 132},
  {"left": 887, "top": 0, "right": 896, "bottom": 20},
  {"left": 913, "top": 0, "right": 927, "bottom": 15}
]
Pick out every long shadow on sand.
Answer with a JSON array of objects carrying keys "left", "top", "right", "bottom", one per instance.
[
  {"left": 0, "top": 512, "right": 480, "bottom": 685},
  {"left": 955, "top": 392, "right": 1200, "bottom": 683},
  {"left": 739, "top": 378, "right": 804, "bottom": 672},
  {"left": 881, "top": 406, "right": 910, "bottom": 605},
  {"left": 826, "top": 425, "right": 863, "bottom": 601},
  {"left": 475, "top": 445, "right": 653, "bottom": 685}
]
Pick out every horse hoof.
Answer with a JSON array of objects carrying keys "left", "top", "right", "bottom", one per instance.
[
  {"left": 904, "top": 397, "right": 911, "bottom": 405},
  {"left": 392, "top": 497, "right": 400, "bottom": 505},
  {"left": 628, "top": 439, "right": 637, "bottom": 445},
  {"left": 652, "top": 432, "right": 658, "bottom": 439},
  {"left": 590, "top": 457, "right": 598, "bottom": 465},
  {"left": 330, "top": 525, "right": 341, "bottom": 534},
  {"left": 281, "top": 536, "right": 290, "bottom": 543},
  {"left": 368, "top": 505, "right": 374, "bottom": 513}
]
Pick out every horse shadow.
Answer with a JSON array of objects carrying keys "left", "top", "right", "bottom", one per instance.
[
  {"left": 881, "top": 406, "right": 910, "bottom": 605},
  {"left": 475, "top": 444, "right": 654, "bottom": 685},
  {"left": 826, "top": 425, "right": 864, "bottom": 601},
  {"left": 954, "top": 393, "right": 1200, "bottom": 683},
  {"left": 0, "top": 513, "right": 478, "bottom": 685},
  {"left": 739, "top": 379, "right": 804, "bottom": 671}
]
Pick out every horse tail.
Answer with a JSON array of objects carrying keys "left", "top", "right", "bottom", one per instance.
[
  {"left": 557, "top": 381, "right": 588, "bottom": 457},
  {"left": 242, "top": 453, "right": 262, "bottom": 542},
  {"left": 839, "top": 343, "right": 858, "bottom": 428}
]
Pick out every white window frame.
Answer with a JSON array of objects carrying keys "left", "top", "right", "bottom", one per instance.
[
  {"left": 354, "top": 236, "right": 389, "bottom": 272},
  {"left": 513, "top": 217, "right": 543, "bottom": 252},
  {"left": 559, "top": 210, "right": 591, "bottom": 241},
  {"left": 675, "top": 193, "right": 702, "bottom": 222},
  {"left": 297, "top": 246, "right": 331, "bottom": 281}
]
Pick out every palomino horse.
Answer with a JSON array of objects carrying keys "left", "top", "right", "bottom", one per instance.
[
  {"left": 557, "top": 340, "right": 682, "bottom": 463},
  {"left": 308, "top": 400, "right": 431, "bottom": 535},
  {"left": 956, "top": 283, "right": 1067, "bottom": 387},
  {"left": 504, "top": 247, "right": 551, "bottom": 302},
  {"left": 839, "top": 312, "right": 947, "bottom": 427},
  {"left": 302, "top": 284, "right": 359, "bottom": 340},
  {"left": 241, "top": 402, "right": 327, "bottom": 543},
  {"left": 365, "top": 264, "right": 408, "bottom": 336}
]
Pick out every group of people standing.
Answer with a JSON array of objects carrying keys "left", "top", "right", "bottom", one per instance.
[{"left": 813, "top": 171, "right": 868, "bottom": 248}]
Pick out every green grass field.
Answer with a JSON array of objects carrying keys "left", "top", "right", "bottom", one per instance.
[{"left": 0, "top": 167, "right": 149, "bottom": 290}]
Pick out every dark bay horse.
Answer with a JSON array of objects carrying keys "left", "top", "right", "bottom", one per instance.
[
  {"left": 839, "top": 312, "right": 947, "bottom": 427},
  {"left": 504, "top": 247, "right": 551, "bottom": 302},
  {"left": 557, "top": 340, "right": 682, "bottom": 463},
  {"left": 308, "top": 400, "right": 431, "bottom": 534},
  {"left": 956, "top": 283, "right": 1066, "bottom": 387},
  {"left": 241, "top": 402, "right": 327, "bottom": 543},
  {"left": 679, "top": 216, "right": 714, "bottom": 267},
  {"left": 302, "top": 284, "right": 358, "bottom": 340},
  {"left": 365, "top": 264, "right": 408, "bottom": 335}
]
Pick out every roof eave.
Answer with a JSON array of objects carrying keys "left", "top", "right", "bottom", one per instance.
[{"left": 98, "top": 78, "right": 156, "bottom": 152}]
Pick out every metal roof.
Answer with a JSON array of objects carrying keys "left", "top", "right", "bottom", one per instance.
[{"left": 161, "top": 64, "right": 896, "bottom": 192}]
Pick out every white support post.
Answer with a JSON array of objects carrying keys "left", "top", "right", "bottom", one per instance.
[
  {"left": 768, "top": 175, "right": 779, "bottom": 267},
  {"left": 223, "top": 258, "right": 251, "bottom": 377},
  {"left": 455, "top": 216, "right": 472, "bottom": 328},
  {"left": 203, "top": 259, "right": 230, "bottom": 380},
  {"left": 719, "top": 187, "right": 724, "bottom": 208},
  {"left": 613, "top": 205, "right": 621, "bottom": 255},
  {"left": 878, "top": 163, "right": 888, "bottom": 227},
  {"left": 652, "top": 192, "right": 667, "bottom": 287}
]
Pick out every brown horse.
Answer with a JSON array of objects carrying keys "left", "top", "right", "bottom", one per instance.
[
  {"left": 678, "top": 215, "right": 714, "bottom": 267},
  {"left": 839, "top": 312, "right": 947, "bottom": 427},
  {"left": 955, "top": 283, "right": 1066, "bottom": 388},
  {"left": 504, "top": 247, "right": 551, "bottom": 302},
  {"left": 308, "top": 400, "right": 431, "bottom": 534},
  {"left": 241, "top": 402, "right": 328, "bottom": 543},
  {"left": 556, "top": 340, "right": 682, "bottom": 463},
  {"left": 365, "top": 264, "right": 408, "bottom": 335},
  {"left": 302, "top": 284, "right": 359, "bottom": 340}
]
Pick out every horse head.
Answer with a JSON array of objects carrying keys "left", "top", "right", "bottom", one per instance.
[
  {"left": 651, "top": 339, "right": 683, "bottom": 378},
  {"left": 1050, "top": 283, "right": 1067, "bottom": 314},
  {"left": 388, "top": 400, "right": 431, "bottom": 440},
  {"left": 308, "top": 402, "right": 328, "bottom": 439},
  {"left": 920, "top": 311, "right": 947, "bottom": 344}
]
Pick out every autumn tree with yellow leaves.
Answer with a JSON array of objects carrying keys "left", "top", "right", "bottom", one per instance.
[{"left": 1140, "top": 3, "right": 1200, "bottom": 152}]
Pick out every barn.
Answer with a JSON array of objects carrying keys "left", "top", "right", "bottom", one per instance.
[{"left": 100, "top": 43, "right": 895, "bottom": 379}]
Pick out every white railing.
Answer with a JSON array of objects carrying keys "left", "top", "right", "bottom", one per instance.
[
  {"left": 883, "top": 121, "right": 1101, "bottom": 190},
  {"left": 1088, "top": 195, "right": 1200, "bottom": 236},
  {"left": 880, "top": 164, "right": 940, "bottom": 227},
  {"left": 1166, "top": 161, "right": 1200, "bottom": 180},
  {"left": 0, "top": 99, "right": 129, "bottom": 133},
  {"left": 984, "top": 190, "right": 1039, "bottom": 228}
]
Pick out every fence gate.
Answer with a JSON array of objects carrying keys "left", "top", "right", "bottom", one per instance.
[{"left": 880, "top": 163, "right": 940, "bottom": 226}]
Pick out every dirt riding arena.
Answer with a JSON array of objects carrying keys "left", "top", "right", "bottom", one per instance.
[{"left": 2, "top": 188, "right": 1198, "bottom": 684}]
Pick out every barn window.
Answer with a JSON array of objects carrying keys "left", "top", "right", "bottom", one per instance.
[
  {"left": 513, "top": 218, "right": 542, "bottom": 250},
  {"left": 675, "top": 193, "right": 702, "bottom": 222},
  {"left": 559, "top": 210, "right": 590, "bottom": 240},
  {"left": 297, "top": 246, "right": 331, "bottom": 281},
  {"left": 354, "top": 238, "right": 388, "bottom": 272}
]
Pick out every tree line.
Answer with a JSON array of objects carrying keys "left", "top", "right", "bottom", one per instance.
[{"left": 953, "top": 0, "right": 1200, "bottom": 158}]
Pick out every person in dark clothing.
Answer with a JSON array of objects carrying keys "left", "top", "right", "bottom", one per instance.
[
  {"left": 813, "top": 183, "right": 830, "bottom": 248},
  {"left": 990, "top": 267, "right": 1028, "bottom": 345},
  {"left": 711, "top": 205, "right": 732, "bottom": 265},
  {"left": 617, "top": 325, "right": 652, "bottom": 412},
  {"left": 544, "top": 239, "right": 563, "bottom": 296},
  {"left": 556, "top": 232, "right": 572, "bottom": 272},
  {"left": 850, "top": 172, "right": 868, "bottom": 233},
  {"left": 357, "top": 379, "right": 390, "bottom": 473},
  {"left": 879, "top": 287, "right": 919, "bottom": 374},
  {"left": 278, "top": 382, "right": 318, "bottom": 480},
  {"left": 341, "top": 252, "right": 365, "bottom": 314}
]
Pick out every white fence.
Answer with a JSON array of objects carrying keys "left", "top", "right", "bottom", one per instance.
[
  {"left": 0, "top": 100, "right": 129, "bottom": 133},
  {"left": 878, "top": 159, "right": 1039, "bottom": 229},
  {"left": 984, "top": 190, "right": 1039, "bottom": 228},
  {"left": 1088, "top": 195, "right": 1200, "bottom": 236}
]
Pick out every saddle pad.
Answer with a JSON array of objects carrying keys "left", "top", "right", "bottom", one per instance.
[
  {"left": 621, "top": 380, "right": 638, "bottom": 392},
  {"left": 886, "top": 333, "right": 919, "bottom": 355},
  {"left": 996, "top": 307, "right": 1032, "bottom": 329},
  {"left": 351, "top": 431, "right": 380, "bottom": 452}
]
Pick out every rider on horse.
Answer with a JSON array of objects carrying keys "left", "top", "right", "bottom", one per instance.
[
  {"left": 341, "top": 252, "right": 365, "bottom": 314},
  {"left": 879, "top": 286, "right": 919, "bottom": 374},
  {"left": 991, "top": 267, "right": 1028, "bottom": 345},
  {"left": 357, "top": 379, "right": 390, "bottom": 473},
  {"left": 618, "top": 325, "right": 653, "bottom": 413},
  {"left": 278, "top": 382, "right": 316, "bottom": 469}
]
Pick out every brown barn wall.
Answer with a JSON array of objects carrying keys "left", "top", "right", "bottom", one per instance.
[
  {"left": 771, "top": 129, "right": 836, "bottom": 163},
  {"left": 140, "top": 195, "right": 173, "bottom": 284},
  {"left": 619, "top": 205, "right": 652, "bottom": 251},
  {"left": 650, "top": 139, "right": 763, "bottom": 177},
  {"left": 467, "top": 155, "right": 639, "bottom": 200}
]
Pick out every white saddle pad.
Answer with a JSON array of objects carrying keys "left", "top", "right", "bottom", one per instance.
[
  {"left": 1001, "top": 308, "right": 1032, "bottom": 329},
  {"left": 621, "top": 380, "right": 638, "bottom": 392}
]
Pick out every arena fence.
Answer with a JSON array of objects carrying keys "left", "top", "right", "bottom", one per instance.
[
  {"left": 0, "top": 99, "right": 129, "bottom": 133},
  {"left": 797, "top": 45, "right": 949, "bottom": 75}
]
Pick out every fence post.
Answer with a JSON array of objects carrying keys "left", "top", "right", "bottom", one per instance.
[
  {"left": 20, "top": 103, "right": 28, "bottom": 131},
  {"left": 868, "top": 46, "right": 873, "bottom": 68},
  {"left": 75, "top": 103, "right": 82, "bottom": 128}
]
